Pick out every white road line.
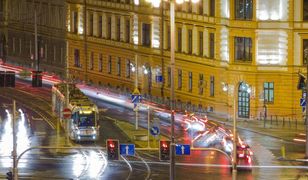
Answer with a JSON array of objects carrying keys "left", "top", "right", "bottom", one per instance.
[{"left": 121, "top": 155, "right": 132, "bottom": 180}]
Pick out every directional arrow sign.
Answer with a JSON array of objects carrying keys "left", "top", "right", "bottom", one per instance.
[
  {"left": 175, "top": 144, "right": 190, "bottom": 155},
  {"left": 150, "top": 126, "right": 160, "bottom": 136},
  {"left": 300, "top": 98, "right": 307, "bottom": 107},
  {"left": 120, "top": 144, "right": 135, "bottom": 156}
]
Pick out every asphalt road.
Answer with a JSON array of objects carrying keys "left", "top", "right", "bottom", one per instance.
[{"left": 0, "top": 80, "right": 307, "bottom": 179}]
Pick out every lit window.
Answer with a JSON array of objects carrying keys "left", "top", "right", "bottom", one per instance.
[
  {"left": 235, "top": 0, "right": 253, "bottom": 20},
  {"left": 264, "top": 82, "right": 274, "bottom": 103}
]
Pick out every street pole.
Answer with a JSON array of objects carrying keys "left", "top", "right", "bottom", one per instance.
[
  {"left": 232, "top": 89, "right": 237, "bottom": 177},
  {"left": 170, "top": 0, "right": 175, "bottom": 179},
  {"left": 305, "top": 52, "right": 308, "bottom": 158},
  {"left": 148, "top": 106, "right": 150, "bottom": 148},
  {"left": 12, "top": 100, "right": 18, "bottom": 180},
  {"left": 135, "top": 54, "right": 139, "bottom": 130},
  {"left": 34, "top": 9, "right": 38, "bottom": 71},
  {"left": 65, "top": 41, "right": 70, "bottom": 146}
]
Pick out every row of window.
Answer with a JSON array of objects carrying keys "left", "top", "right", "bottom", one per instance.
[
  {"left": 74, "top": 49, "right": 217, "bottom": 96},
  {"left": 11, "top": 37, "right": 64, "bottom": 63},
  {"left": 75, "top": 49, "right": 275, "bottom": 102}
]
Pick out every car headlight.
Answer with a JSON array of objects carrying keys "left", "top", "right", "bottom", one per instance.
[{"left": 93, "top": 130, "right": 97, "bottom": 134}]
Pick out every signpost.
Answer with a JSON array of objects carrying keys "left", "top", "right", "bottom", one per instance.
[
  {"left": 132, "top": 88, "right": 141, "bottom": 130},
  {"left": 175, "top": 144, "right": 190, "bottom": 155},
  {"left": 120, "top": 144, "right": 135, "bottom": 156},
  {"left": 62, "top": 108, "right": 72, "bottom": 119}
]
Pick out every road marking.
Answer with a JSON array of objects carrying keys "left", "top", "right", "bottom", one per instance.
[{"left": 32, "top": 116, "right": 43, "bottom": 121}]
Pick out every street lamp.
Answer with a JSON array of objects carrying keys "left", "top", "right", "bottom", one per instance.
[
  {"left": 145, "top": 0, "right": 199, "bottom": 179},
  {"left": 222, "top": 82, "right": 251, "bottom": 175}
]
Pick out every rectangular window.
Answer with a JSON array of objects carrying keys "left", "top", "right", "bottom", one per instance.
[
  {"left": 99, "top": 53, "right": 103, "bottom": 72},
  {"left": 90, "top": 52, "right": 94, "bottom": 70},
  {"left": 264, "top": 82, "right": 274, "bottom": 103},
  {"left": 303, "top": 39, "right": 308, "bottom": 64},
  {"left": 304, "top": 0, "right": 308, "bottom": 20},
  {"left": 126, "top": 19, "right": 130, "bottom": 43},
  {"left": 210, "top": 76, "right": 214, "bottom": 97},
  {"left": 108, "top": 55, "right": 112, "bottom": 74},
  {"left": 117, "top": 57, "right": 121, "bottom": 76},
  {"left": 53, "top": 46, "right": 56, "bottom": 62},
  {"left": 89, "top": 13, "right": 93, "bottom": 36},
  {"left": 209, "top": 33, "right": 215, "bottom": 58},
  {"left": 187, "top": 1, "right": 192, "bottom": 13},
  {"left": 178, "top": 69, "right": 182, "bottom": 89},
  {"left": 188, "top": 29, "right": 192, "bottom": 54},
  {"left": 235, "top": 37, "right": 252, "bottom": 61},
  {"left": 117, "top": 17, "right": 121, "bottom": 41},
  {"left": 188, "top": 72, "right": 192, "bottom": 92},
  {"left": 199, "top": 31, "right": 203, "bottom": 56},
  {"left": 199, "top": 74, "right": 204, "bottom": 95},
  {"left": 126, "top": 59, "right": 131, "bottom": 78},
  {"left": 44, "top": 44, "right": 47, "bottom": 60},
  {"left": 12, "top": 37, "right": 15, "bottom": 53},
  {"left": 177, "top": 27, "right": 182, "bottom": 52},
  {"left": 199, "top": 1, "right": 203, "bottom": 15},
  {"left": 235, "top": 0, "right": 253, "bottom": 20},
  {"left": 210, "top": 0, "right": 215, "bottom": 17},
  {"left": 142, "top": 23, "right": 151, "bottom": 47},
  {"left": 107, "top": 16, "right": 111, "bottom": 39},
  {"left": 74, "top": 49, "right": 80, "bottom": 67},
  {"left": 98, "top": 15, "right": 102, "bottom": 37},
  {"left": 167, "top": 67, "right": 171, "bottom": 87},
  {"left": 73, "top": 11, "right": 78, "bottom": 33},
  {"left": 167, "top": 26, "right": 170, "bottom": 50}
]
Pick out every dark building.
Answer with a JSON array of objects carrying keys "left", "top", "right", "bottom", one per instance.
[{"left": 0, "top": 0, "right": 66, "bottom": 78}]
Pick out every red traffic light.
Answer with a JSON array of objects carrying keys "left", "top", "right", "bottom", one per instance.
[
  {"left": 106, "top": 139, "right": 119, "bottom": 160},
  {"left": 159, "top": 140, "right": 171, "bottom": 161}
]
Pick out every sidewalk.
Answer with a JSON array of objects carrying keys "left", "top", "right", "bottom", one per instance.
[{"left": 207, "top": 113, "right": 305, "bottom": 143}]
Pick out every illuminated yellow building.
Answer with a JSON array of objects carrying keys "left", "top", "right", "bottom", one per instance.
[{"left": 66, "top": 0, "right": 308, "bottom": 121}]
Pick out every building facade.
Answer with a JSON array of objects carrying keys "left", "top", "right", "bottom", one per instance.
[
  {"left": 66, "top": 0, "right": 307, "bottom": 121},
  {"left": 0, "top": 0, "right": 67, "bottom": 78}
]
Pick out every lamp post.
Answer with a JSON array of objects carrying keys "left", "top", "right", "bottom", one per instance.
[
  {"left": 222, "top": 82, "right": 251, "bottom": 177},
  {"left": 145, "top": 0, "right": 198, "bottom": 179},
  {"left": 131, "top": 55, "right": 139, "bottom": 130}
]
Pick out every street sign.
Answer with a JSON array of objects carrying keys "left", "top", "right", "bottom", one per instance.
[
  {"left": 62, "top": 108, "right": 72, "bottom": 119},
  {"left": 131, "top": 94, "right": 141, "bottom": 104},
  {"left": 303, "top": 92, "right": 307, "bottom": 98},
  {"left": 155, "top": 75, "right": 163, "bottom": 83},
  {"left": 300, "top": 98, "right": 306, "bottom": 107},
  {"left": 132, "top": 88, "right": 140, "bottom": 95},
  {"left": 150, "top": 126, "right": 160, "bottom": 136},
  {"left": 120, "top": 144, "right": 135, "bottom": 156},
  {"left": 175, "top": 144, "right": 190, "bottom": 155}
]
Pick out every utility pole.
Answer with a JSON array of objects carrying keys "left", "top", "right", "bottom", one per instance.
[
  {"left": 34, "top": 8, "right": 38, "bottom": 72},
  {"left": 135, "top": 54, "right": 139, "bottom": 130},
  {"left": 169, "top": 0, "right": 175, "bottom": 179},
  {"left": 305, "top": 49, "right": 308, "bottom": 158},
  {"left": 12, "top": 100, "right": 18, "bottom": 180}
]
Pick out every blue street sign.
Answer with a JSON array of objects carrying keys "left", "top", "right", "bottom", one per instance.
[
  {"left": 300, "top": 98, "right": 306, "bottom": 107},
  {"left": 175, "top": 144, "right": 190, "bottom": 155},
  {"left": 150, "top": 126, "right": 160, "bottom": 136},
  {"left": 131, "top": 94, "right": 141, "bottom": 104},
  {"left": 155, "top": 75, "right": 163, "bottom": 83},
  {"left": 120, "top": 144, "right": 135, "bottom": 156}
]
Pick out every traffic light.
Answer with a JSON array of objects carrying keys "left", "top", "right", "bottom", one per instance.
[
  {"left": 106, "top": 139, "right": 119, "bottom": 160},
  {"left": 159, "top": 140, "right": 171, "bottom": 161},
  {"left": 6, "top": 171, "right": 12, "bottom": 180},
  {"left": 298, "top": 73, "right": 306, "bottom": 90}
]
